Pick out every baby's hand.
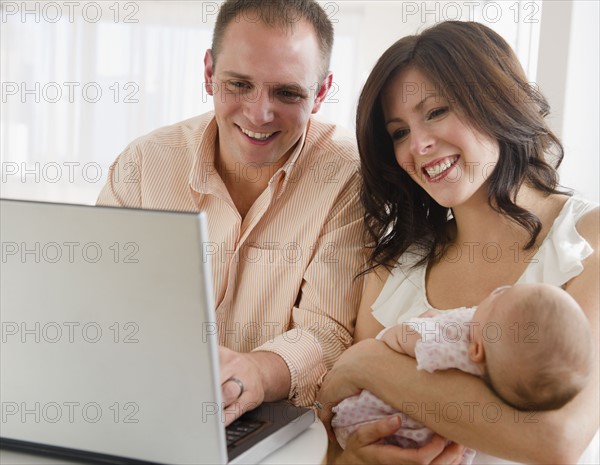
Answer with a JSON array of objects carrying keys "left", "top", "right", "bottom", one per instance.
[
  {"left": 380, "top": 325, "right": 407, "bottom": 354},
  {"left": 381, "top": 322, "right": 423, "bottom": 358}
]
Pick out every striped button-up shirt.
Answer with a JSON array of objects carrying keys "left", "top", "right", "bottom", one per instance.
[{"left": 97, "top": 112, "right": 365, "bottom": 406}]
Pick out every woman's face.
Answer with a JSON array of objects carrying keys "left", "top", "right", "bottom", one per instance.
[{"left": 381, "top": 67, "right": 500, "bottom": 209}]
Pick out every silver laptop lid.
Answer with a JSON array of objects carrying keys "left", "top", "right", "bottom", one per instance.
[{"left": 1, "top": 199, "right": 228, "bottom": 464}]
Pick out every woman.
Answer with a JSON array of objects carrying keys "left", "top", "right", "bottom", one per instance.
[{"left": 316, "top": 21, "right": 599, "bottom": 465}]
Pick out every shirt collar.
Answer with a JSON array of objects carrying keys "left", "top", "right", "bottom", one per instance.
[
  {"left": 268, "top": 118, "right": 310, "bottom": 197},
  {"left": 189, "top": 114, "right": 229, "bottom": 198}
]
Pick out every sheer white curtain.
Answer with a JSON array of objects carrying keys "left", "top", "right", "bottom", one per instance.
[
  {"left": 1, "top": 1, "right": 542, "bottom": 205},
  {"left": 1, "top": 1, "right": 213, "bottom": 203}
]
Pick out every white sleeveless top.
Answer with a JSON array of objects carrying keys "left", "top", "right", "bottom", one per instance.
[{"left": 371, "top": 196, "right": 599, "bottom": 465}]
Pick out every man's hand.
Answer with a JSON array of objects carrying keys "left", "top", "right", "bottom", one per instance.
[{"left": 219, "top": 346, "right": 291, "bottom": 426}]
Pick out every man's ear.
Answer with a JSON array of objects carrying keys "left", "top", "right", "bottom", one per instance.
[
  {"left": 311, "top": 71, "right": 333, "bottom": 114},
  {"left": 204, "top": 49, "right": 216, "bottom": 96},
  {"left": 468, "top": 340, "right": 486, "bottom": 363}
]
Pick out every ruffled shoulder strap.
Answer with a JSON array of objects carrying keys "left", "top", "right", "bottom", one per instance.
[
  {"left": 519, "top": 196, "right": 598, "bottom": 286},
  {"left": 372, "top": 248, "right": 430, "bottom": 327}
]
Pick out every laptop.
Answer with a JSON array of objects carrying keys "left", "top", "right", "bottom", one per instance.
[{"left": 0, "top": 199, "right": 315, "bottom": 464}]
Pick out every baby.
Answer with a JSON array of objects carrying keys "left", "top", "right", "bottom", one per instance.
[{"left": 332, "top": 283, "right": 594, "bottom": 464}]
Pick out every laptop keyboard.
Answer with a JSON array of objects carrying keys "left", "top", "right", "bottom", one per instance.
[{"left": 226, "top": 418, "right": 267, "bottom": 448}]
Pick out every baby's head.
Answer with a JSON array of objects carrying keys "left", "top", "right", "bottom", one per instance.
[{"left": 469, "top": 283, "right": 594, "bottom": 411}]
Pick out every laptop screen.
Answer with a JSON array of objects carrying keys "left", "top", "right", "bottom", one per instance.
[{"left": 1, "top": 200, "right": 227, "bottom": 464}]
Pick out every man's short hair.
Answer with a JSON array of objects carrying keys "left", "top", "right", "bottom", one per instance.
[{"left": 211, "top": 0, "right": 334, "bottom": 80}]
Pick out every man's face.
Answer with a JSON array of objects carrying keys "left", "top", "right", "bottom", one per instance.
[{"left": 204, "top": 17, "right": 331, "bottom": 171}]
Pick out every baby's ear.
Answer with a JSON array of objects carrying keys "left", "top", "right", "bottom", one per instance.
[{"left": 468, "top": 340, "right": 486, "bottom": 363}]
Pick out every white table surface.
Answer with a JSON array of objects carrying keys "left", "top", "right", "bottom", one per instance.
[{"left": 0, "top": 420, "right": 328, "bottom": 465}]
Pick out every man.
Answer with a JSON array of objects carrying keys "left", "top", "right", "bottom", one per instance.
[{"left": 97, "top": 0, "right": 364, "bottom": 425}]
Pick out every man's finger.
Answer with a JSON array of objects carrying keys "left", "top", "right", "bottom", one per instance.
[
  {"left": 222, "top": 378, "right": 243, "bottom": 408},
  {"left": 223, "top": 396, "right": 257, "bottom": 426},
  {"left": 223, "top": 402, "right": 244, "bottom": 426}
]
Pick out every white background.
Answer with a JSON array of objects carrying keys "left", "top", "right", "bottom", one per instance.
[{"left": 1, "top": 1, "right": 598, "bottom": 204}]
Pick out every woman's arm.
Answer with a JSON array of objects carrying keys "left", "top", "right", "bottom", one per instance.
[
  {"left": 321, "top": 209, "right": 599, "bottom": 464},
  {"left": 325, "top": 267, "right": 465, "bottom": 464},
  {"left": 320, "top": 338, "right": 596, "bottom": 464},
  {"left": 353, "top": 267, "right": 389, "bottom": 342}
]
